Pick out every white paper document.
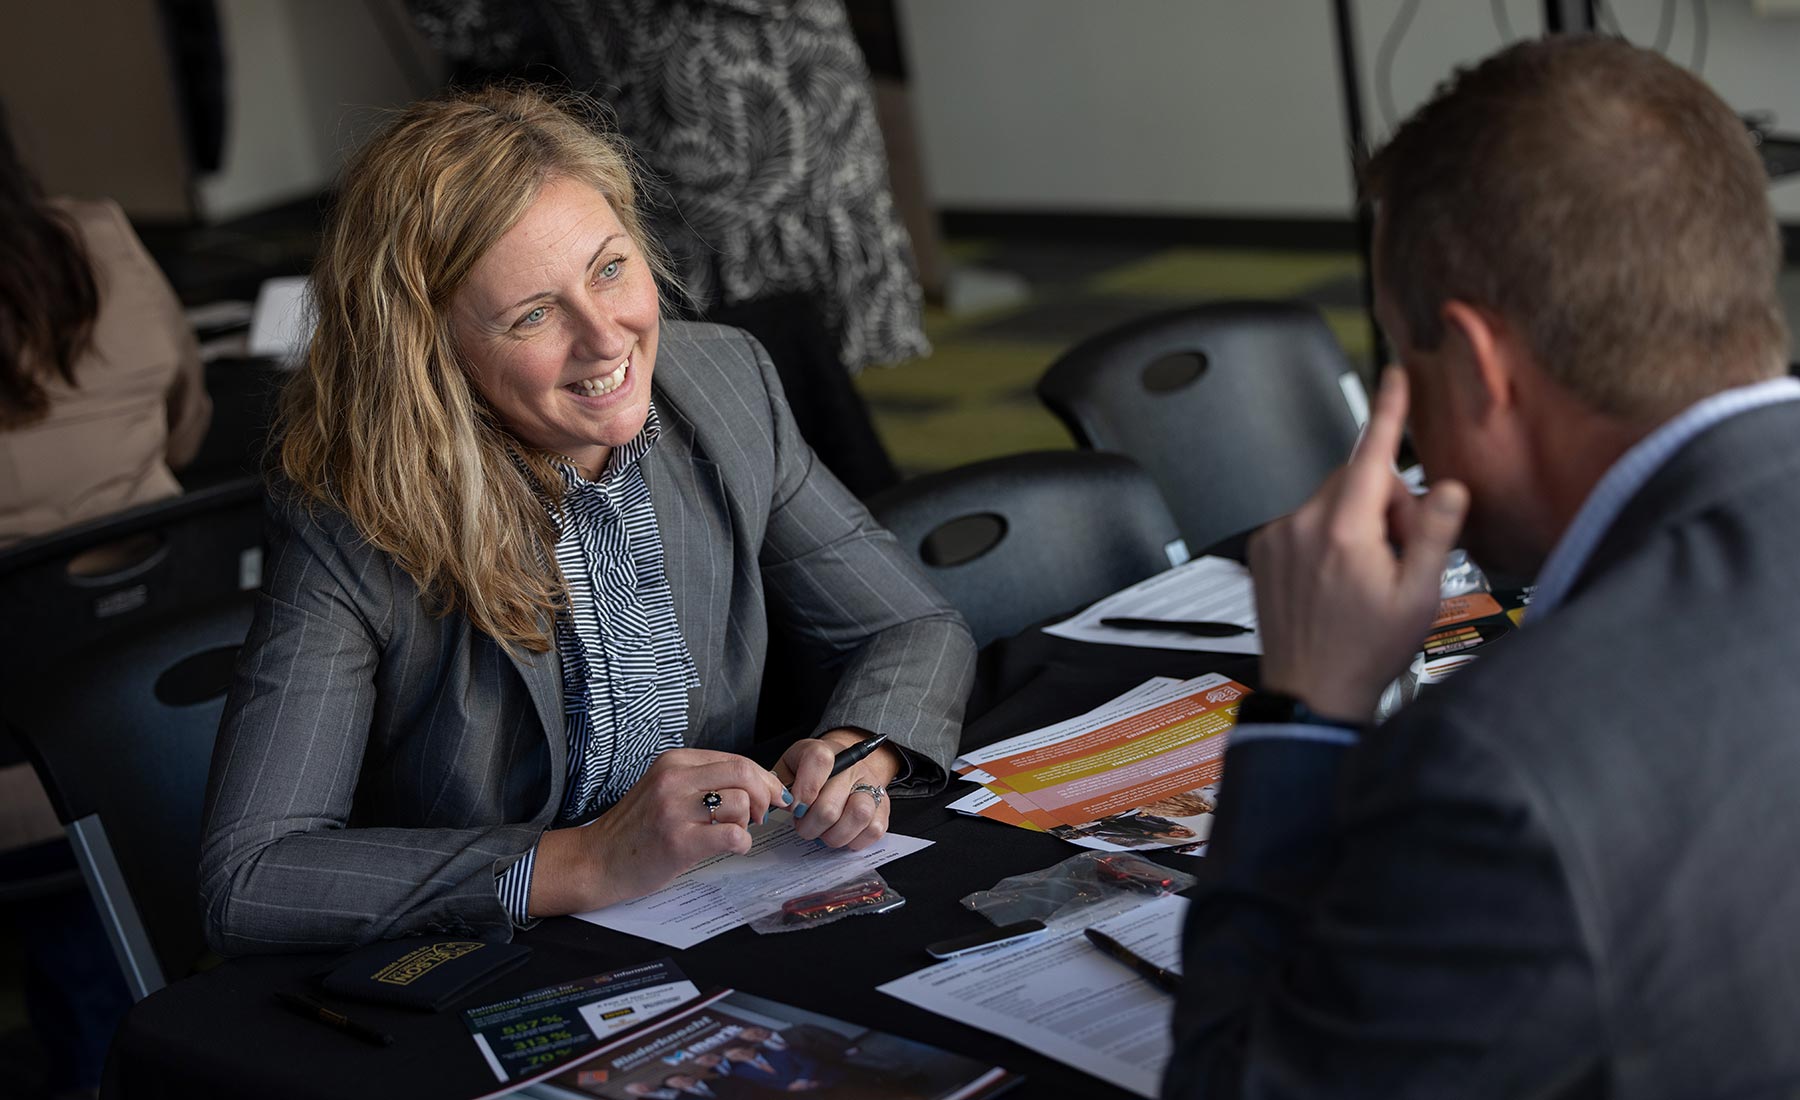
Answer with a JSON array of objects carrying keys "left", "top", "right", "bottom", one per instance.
[
  {"left": 247, "top": 276, "right": 313, "bottom": 367},
  {"left": 574, "top": 816, "right": 932, "bottom": 948},
  {"left": 879, "top": 895, "right": 1189, "bottom": 1099},
  {"left": 946, "top": 784, "right": 1005, "bottom": 817},
  {"left": 1044, "top": 556, "right": 1262, "bottom": 653}
]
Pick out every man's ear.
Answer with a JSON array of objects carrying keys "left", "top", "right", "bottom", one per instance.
[{"left": 1438, "top": 300, "right": 1518, "bottom": 419}]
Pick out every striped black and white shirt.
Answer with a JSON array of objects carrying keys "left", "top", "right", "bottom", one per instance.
[{"left": 495, "top": 406, "right": 699, "bottom": 924}]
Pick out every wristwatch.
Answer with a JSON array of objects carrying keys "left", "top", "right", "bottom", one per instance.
[{"left": 1236, "top": 690, "right": 1364, "bottom": 732}]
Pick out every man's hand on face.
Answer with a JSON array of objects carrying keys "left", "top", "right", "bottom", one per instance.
[{"left": 1248, "top": 366, "right": 1470, "bottom": 723}]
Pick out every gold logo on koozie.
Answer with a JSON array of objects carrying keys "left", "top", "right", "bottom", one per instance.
[{"left": 372, "top": 941, "right": 484, "bottom": 986}]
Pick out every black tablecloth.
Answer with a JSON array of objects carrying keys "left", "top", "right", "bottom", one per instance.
[{"left": 106, "top": 629, "right": 1250, "bottom": 1099}]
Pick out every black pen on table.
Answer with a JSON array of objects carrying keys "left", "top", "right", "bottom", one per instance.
[
  {"left": 828, "top": 731, "right": 890, "bottom": 777},
  {"left": 1099, "top": 617, "right": 1253, "bottom": 638},
  {"left": 1083, "top": 927, "right": 1182, "bottom": 995},
  {"left": 274, "top": 991, "right": 394, "bottom": 1047}
]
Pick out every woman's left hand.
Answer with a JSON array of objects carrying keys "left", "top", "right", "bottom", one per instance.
[{"left": 774, "top": 729, "right": 902, "bottom": 850}]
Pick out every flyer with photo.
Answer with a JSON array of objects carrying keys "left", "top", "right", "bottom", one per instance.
[
  {"left": 524, "top": 988, "right": 1016, "bottom": 1100},
  {"left": 465, "top": 959, "right": 700, "bottom": 1084}
]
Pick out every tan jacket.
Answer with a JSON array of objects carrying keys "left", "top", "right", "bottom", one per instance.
[
  {"left": 0, "top": 196, "right": 211, "bottom": 546},
  {"left": 0, "top": 197, "right": 211, "bottom": 850}
]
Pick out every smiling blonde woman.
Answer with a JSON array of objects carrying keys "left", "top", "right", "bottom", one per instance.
[{"left": 198, "top": 86, "right": 974, "bottom": 952}]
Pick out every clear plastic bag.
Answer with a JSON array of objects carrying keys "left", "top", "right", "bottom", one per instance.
[
  {"left": 748, "top": 872, "right": 906, "bottom": 934},
  {"left": 1439, "top": 549, "right": 1491, "bottom": 598},
  {"left": 1377, "top": 553, "right": 1498, "bottom": 721},
  {"left": 960, "top": 851, "right": 1195, "bottom": 927}
]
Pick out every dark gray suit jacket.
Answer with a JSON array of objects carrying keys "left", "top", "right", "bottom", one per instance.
[
  {"left": 1165, "top": 401, "right": 1800, "bottom": 1098},
  {"left": 199, "top": 322, "right": 974, "bottom": 954}
]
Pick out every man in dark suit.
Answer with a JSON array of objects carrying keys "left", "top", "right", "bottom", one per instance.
[
  {"left": 1164, "top": 35, "right": 1800, "bottom": 1099},
  {"left": 719, "top": 1042, "right": 837, "bottom": 1092}
]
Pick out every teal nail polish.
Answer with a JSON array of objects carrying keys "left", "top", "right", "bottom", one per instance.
[
  {"left": 794, "top": 802, "right": 809, "bottom": 819},
  {"left": 782, "top": 788, "right": 795, "bottom": 806}
]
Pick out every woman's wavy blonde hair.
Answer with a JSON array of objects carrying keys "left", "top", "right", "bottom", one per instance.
[{"left": 279, "top": 85, "right": 676, "bottom": 653}]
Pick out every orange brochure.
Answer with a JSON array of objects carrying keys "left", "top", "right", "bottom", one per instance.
[
  {"left": 1431, "top": 592, "right": 1504, "bottom": 629},
  {"left": 953, "top": 674, "right": 1250, "bottom": 850}
]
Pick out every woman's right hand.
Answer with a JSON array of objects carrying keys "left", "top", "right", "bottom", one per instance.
[{"left": 528, "top": 748, "right": 790, "bottom": 916}]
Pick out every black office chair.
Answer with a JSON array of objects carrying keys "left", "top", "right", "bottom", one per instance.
[
  {"left": 0, "top": 475, "right": 265, "bottom": 682},
  {"left": 866, "top": 451, "right": 1184, "bottom": 648},
  {"left": 0, "top": 477, "right": 266, "bottom": 998},
  {"left": 9, "top": 593, "right": 255, "bottom": 999},
  {"left": 1036, "top": 301, "right": 1363, "bottom": 554}
]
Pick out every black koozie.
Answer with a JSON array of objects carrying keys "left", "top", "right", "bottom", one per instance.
[{"left": 319, "top": 937, "right": 531, "bottom": 1012}]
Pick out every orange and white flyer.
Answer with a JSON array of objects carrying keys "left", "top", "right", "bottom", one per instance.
[{"left": 949, "top": 674, "right": 1251, "bottom": 852}]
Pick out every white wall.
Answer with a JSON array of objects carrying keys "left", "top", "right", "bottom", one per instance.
[
  {"left": 181, "top": 0, "right": 1800, "bottom": 223},
  {"left": 894, "top": 0, "right": 1350, "bottom": 214},
  {"left": 0, "top": 0, "right": 195, "bottom": 219},
  {"left": 1651, "top": 0, "right": 1800, "bottom": 215},
  {"left": 899, "top": 0, "right": 1800, "bottom": 219},
  {"left": 196, "top": 0, "right": 441, "bottom": 220}
]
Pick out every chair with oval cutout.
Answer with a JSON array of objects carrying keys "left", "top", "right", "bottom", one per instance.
[
  {"left": 0, "top": 477, "right": 265, "bottom": 998},
  {"left": 866, "top": 451, "right": 1185, "bottom": 649},
  {"left": 0, "top": 475, "right": 264, "bottom": 680},
  {"left": 8, "top": 593, "right": 255, "bottom": 998},
  {"left": 1036, "top": 301, "right": 1365, "bottom": 554}
]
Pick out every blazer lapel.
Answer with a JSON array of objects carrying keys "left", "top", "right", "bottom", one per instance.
[
  {"left": 504, "top": 618, "right": 569, "bottom": 820},
  {"left": 641, "top": 390, "right": 731, "bottom": 724}
]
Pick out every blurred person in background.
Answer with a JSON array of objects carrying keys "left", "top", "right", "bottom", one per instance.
[
  {"left": 0, "top": 107, "right": 209, "bottom": 1099},
  {"left": 0, "top": 117, "right": 211, "bottom": 546}
]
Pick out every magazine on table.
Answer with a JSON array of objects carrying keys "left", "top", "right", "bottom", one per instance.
[{"left": 516, "top": 987, "right": 1018, "bottom": 1100}]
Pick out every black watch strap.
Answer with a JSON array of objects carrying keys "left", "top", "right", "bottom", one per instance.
[{"left": 1237, "top": 690, "right": 1364, "bottom": 731}]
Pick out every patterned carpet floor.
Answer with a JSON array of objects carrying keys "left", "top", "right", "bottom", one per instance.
[{"left": 855, "top": 239, "right": 1375, "bottom": 477}]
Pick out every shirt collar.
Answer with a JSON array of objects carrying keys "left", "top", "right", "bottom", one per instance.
[
  {"left": 1529, "top": 376, "right": 1800, "bottom": 620},
  {"left": 557, "top": 403, "right": 663, "bottom": 490}
]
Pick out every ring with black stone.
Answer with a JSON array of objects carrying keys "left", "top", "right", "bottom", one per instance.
[{"left": 702, "top": 790, "right": 723, "bottom": 823}]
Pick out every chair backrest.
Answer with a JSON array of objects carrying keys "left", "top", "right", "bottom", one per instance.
[
  {"left": 0, "top": 476, "right": 265, "bottom": 694},
  {"left": 9, "top": 593, "right": 255, "bottom": 998},
  {"left": 1036, "top": 301, "right": 1364, "bottom": 553},
  {"left": 867, "top": 451, "right": 1184, "bottom": 648}
]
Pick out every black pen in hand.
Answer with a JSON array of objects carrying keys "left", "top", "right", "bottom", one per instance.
[
  {"left": 1083, "top": 927, "right": 1182, "bottom": 994},
  {"left": 828, "top": 732, "right": 890, "bottom": 778},
  {"left": 793, "top": 734, "right": 892, "bottom": 821},
  {"left": 274, "top": 991, "right": 394, "bottom": 1047}
]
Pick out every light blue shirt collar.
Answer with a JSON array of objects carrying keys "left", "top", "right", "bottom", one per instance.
[{"left": 1529, "top": 376, "right": 1800, "bottom": 620}]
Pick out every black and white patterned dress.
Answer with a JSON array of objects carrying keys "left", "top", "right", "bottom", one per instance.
[{"left": 410, "top": 0, "right": 928, "bottom": 372}]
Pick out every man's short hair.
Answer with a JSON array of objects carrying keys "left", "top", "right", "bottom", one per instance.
[{"left": 1366, "top": 35, "right": 1787, "bottom": 419}]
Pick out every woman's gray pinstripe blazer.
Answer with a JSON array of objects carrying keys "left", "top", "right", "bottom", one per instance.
[{"left": 198, "top": 322, "right": 975, "bottom": 954}]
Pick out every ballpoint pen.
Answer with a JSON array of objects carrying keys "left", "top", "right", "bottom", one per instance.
[
  {"left": 1098, "top": 617, "right": 1254, "bottom": 638},
  {"left": 791, "top": 734, "right": 893, "bottom": 821},
  {"left": 1083, "top": 927, "right": 1182, "bottom": 994},
  {"left": 274, "top": 991, "right": 395, "bottom": 1047},
  {"left": 827, "top": 731, "right": 890, "bottom": 777}
]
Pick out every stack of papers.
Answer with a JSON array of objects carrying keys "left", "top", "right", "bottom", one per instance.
[{"left": 949, "top": 673, "right": 1252, "bottom": 855}]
